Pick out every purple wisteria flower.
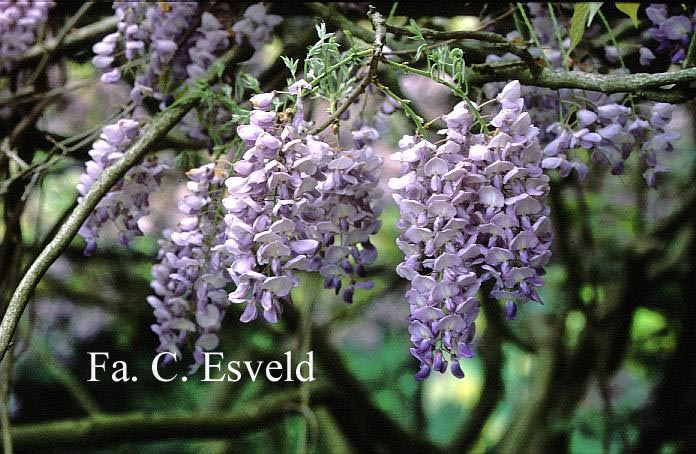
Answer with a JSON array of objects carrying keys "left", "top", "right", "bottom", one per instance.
[
  {"left": 77, "top": 119, "right": 167, "bottom": 254},
  {"left": 224, "top": 93, "right": 330, "bottom": 323},
  {"left": 180, "top": 11, "right": 233, "bottom": 140},
  {"left": 149, "top": 163, "right": 231, "bottom": 367},
  {"left": 391, "top": 81, "right": 552, "bottom": 380},
  {"left": 481, "top": 4, "right": 680, "bottom": 188},
  {"left": 0, "top": 0, "right": 54, "bottom": 73},
  {"left": 223, "top": 90, "right": 383, "bottom": 323},
  {"left": 642, "top": 4, "right": 695, "bottom": 65},
  {"left": 316, "top": 126, "right": 384, "bottom": 303},
  {"left": 93, "top": 2, "right": 206, "bottom": 102},
  {"left": 231, "top": 3, "right": 282, "bottom": 49},
  {"left": 541, "top": 95, "right": 679, "bottom": 187}
]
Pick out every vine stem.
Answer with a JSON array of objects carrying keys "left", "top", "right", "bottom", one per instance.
[
  {"left": 385, "top": 21, "right": 540, "bottom": 71},
  {"left": 295, "top": 280, "right": 319, "bottom": 454},
  {"left": 379, "top": 58, "right": 489, "bottom": 132},
  {"left": 31, "top": 339, "right": 101, "bottom": 416},
  {"left": 0, "top": 350, "right": 12, "bottom": 454},
  {"left": 683, "top": 28, "right": 696, "bottom": 69},
  {"left": 4, "top": 387, "right": 331, "bottom": 450},
  {"left": 307, "top": 6, "right": 385, "bottom": 135},
  {"left": 310, "top": 2, "right": 696, "bottom": 103},
  {"left": 0, "top": 44, "right": 253, "bottom": 364}
]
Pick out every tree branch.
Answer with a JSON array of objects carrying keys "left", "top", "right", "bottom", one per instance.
[
  {"left": 466, "top": 63, "right": 696, "bottom": 103},
  {"left": 386, "top": 23, "right": 540, "bottom": 71},
  {"left": 0, "top": 44, "right": 253, "bottom": 363},
  {"left": 308, "top": 2, "right": 696, "bottom": 103},
  {"left": 25, "top": 2, "right": 95, "bottom": 88},
  {"left": 5, "top": 387, "right": 331, "bottom": 450}
]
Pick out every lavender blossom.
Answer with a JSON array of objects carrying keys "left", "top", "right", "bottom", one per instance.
[
  {"left": 77, "top": 119, "right": 167, "bottom": 254},
  {"left": 643, "top": 4, "right": 695, "bottom": 65},
  {"left": 224, "top": 90, "right": 383, "bottom": 322},
  {"left": 0, "top": 0, "right": 54, "bottom": 73},
  {"left": 480, "top": 4, "right": 680, "bottom": 188},
  {"left": 93, "top": 2, "right": 202, "bottom": 102},
  {"left": 391, "top": 81, "right": 552, "bottom": 380},
  {"left": 224, "top": 93, "right": 330, "bottom": 323},
  {"left": 149, "top": 163, "right": 230, "bottom": 366},
  {"left": 316, "top": 126, "right": 384, "bottom": 303},
  {"left": 231, "top": 3, "right": 282, "bottom": 49}
]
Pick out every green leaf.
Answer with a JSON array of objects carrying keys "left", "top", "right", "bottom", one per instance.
[
  {"left": 215, "top": 61, "right": 224, "bottom": 79},
  {"left": 587, "top": 3, "right": 604, "bottom": 27},
  {"left": 406, "top": 18, "right": 425, "bottom": 41},
  {"left": 280, "top": 56, "right": 298, "bottom": 80},
  {"left": 616, "top": 2, "right": 640, "bottom": 28},
  {"left": 568, "top": 3, "right": 590, "bottom": 57}
]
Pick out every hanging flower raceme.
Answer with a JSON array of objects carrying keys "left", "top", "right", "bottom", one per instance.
[
  {"left": 480, "top": 4, "right": 680, "bottom": 189},
  {"left": 77, "top": 119, "right": 167, "bottom": 255},
  {"left": 541, "top": 95, "right": 679, "bottom": 188},
  {"left": 223, "top": 89, "right": 383, "bottom": 323},
  {"left": 0, "top": 0, "right": 54, "bottom": 74},
  {"left": 479, "top": 82, "right": 552, "bottom": 312},
  {"left": 640, "top": 4, "right": 694, "bottom": 66},
  {"left": 390, "top": 81, "right": 552, "bottom": 380},
  {"left": 223, "top": 93, "right": 329, "bottom": 324},
  {"left": 79, "top": 2, "right": 259, "bottom": 255},
  {"left": 94, "top": 1, "right": 201, "bottom": 101},
  {"left": 315, "top": 126, "right": 384, "bottom": 304},
  {"left": 148, "top": 163, "right": 230, "bottom": 366},
  {"left": 231, "top": 3, "right": 282, "bottom": 49}
]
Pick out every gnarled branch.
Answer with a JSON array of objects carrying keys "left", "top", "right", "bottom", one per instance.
[{"left": 5, "top": 387, "right": 331, "bottom": 450}]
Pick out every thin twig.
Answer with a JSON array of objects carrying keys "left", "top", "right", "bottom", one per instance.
[
  {"left": 307, "top": 6, "right": 385, "bottom": 135},
  {"left": 296, "top": 282, "right": 318, "bottom": 454},
  {"left": 386, "top": 22, "right": 540, "bottom": 71},
  {"left": 6, "top": 97, "right": 53, "bottom": 148},
  {"left": 25, "top": 2, "right": 95, "bottom": 88},
  {"left": 683, "top": 29, "right": 696, "bottom": 69},
  {"left": 0, "top": 77, "right": 94, "bottom": 109}
]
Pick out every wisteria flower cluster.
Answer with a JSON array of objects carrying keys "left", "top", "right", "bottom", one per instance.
[
  {"left": 148, "top": 163, "right": 230, "bottom": 366},
  {"left": 94, "top": 1, "right": 200, "bottom": 101},
  {"left": 390, "top": 81, "right": 552, "bottom": 380},
  {"left": 60, "top": 2, "right": 691, "bottom": 380},
  {"left": 224, "top": 89, "right": 382, "bottom": 325},
  {"left": 94, "top": 2, "right": 281, "bottom": 103},
  {"left": 147, "top": 88, "right": 383, "bottom": 365},
  {"left": 78, "top": 2, "right": 283, "bottom": 255},
  {"left": 483, "top": 4, "right": 680, "bottom": 188},
  {"left": 0, "top": 0, "right": 54, "bottom": 73},
  {"left": 77, "top": 119, "right": 167, "bottom": 255},
  {"left": 543, "top": 98, "right": 678, "bottom": 187},
  {"left": 641, "top": 3, "right": 695, "bottom": 66},
  {"left": 231, "top": 3, "right": 282, "bottom": 50}
]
